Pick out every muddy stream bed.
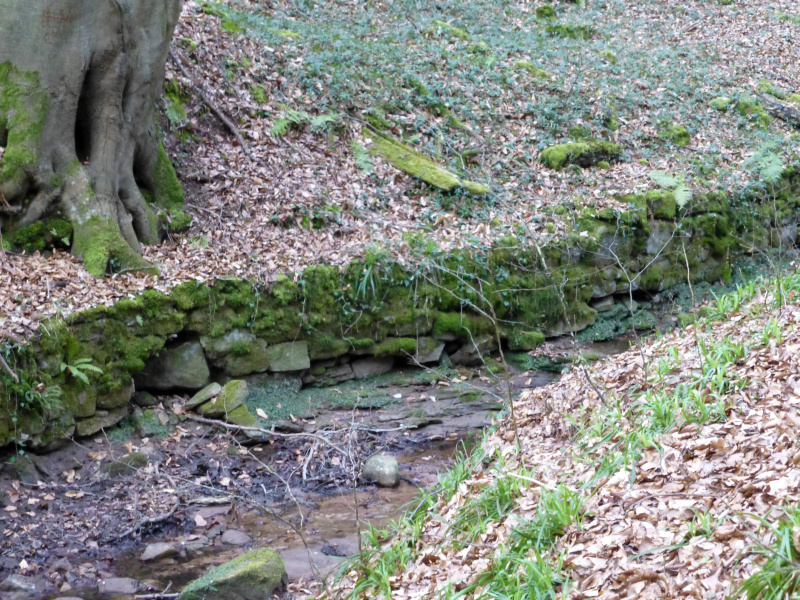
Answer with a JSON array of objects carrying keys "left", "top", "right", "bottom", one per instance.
[{"left": 0, "top": 338, "right": 631, "bottom": 600}]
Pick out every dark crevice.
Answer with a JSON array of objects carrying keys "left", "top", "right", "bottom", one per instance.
[{"left": 74, "top": 70, "right": 94, "bottom": 164}]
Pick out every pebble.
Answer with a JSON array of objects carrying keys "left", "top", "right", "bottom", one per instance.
[
  {"left": 141, "top": 542, "right": 179, "bottom": 561},
  {"left": 221, "top": 529, "right": 251, "bottom": 546}
]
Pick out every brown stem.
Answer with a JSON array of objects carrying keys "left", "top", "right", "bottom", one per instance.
[{"left": 169, "top": 48, "right": 265, "bottom": 166}]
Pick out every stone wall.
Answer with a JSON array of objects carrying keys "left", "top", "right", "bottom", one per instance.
[{"left": 3, "top": 170, "right": 799, "bottom": 450}]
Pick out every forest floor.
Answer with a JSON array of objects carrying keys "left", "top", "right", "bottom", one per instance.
[
  {"left": 2, "top": 0, "right": 799, "bottom": 339},
  {"left": 331, "top": 261, "right": 800, "bottom": 599}
]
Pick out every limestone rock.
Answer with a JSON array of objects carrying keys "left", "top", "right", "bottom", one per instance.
[
  {"left": 197, "top": 381, "right": 248, "bottom": 418},
  {"left": 591, "top": 296, "right": 615, "bottom": 313},
  {"left": 415, "top": 342, "right": 445, "bottom": 365},
  {"left": 321, "top": 363, "right": 355, "bottom": 384},
  {"left": 134, "top": 341, "right": 210, "bottom": 391},
  {"left": 132, "top": 408, "right": 168, "bottom": 438},
  {"left": 0, "top": 574, "right": 38, "bottom": 594},
  {"left": 221, "top": 340, "right": 271, "bottom": 377},
  {"left": 266, "top": 342, "right": 310, "bottom": 372},
  {"left": 225, "top": 405, "right": 257, "bottom": 428},
  {"left": 98, "top": 577, "right": 139, "bottom": 594},
  {"left": 185, "top": 382, "right": 222, "bottom": 410},
  {"left": 10, "top": 455, "right": 44, "bottom": 486},
  {"left": 177, "top": 548, "right": 287, "bottom": 600},
  {"left": 221, "top": 530, "right": 251, "bottom": 546},
  {"left": 352, "top": 357, "right": 394, "bottom": 379},
  {"left": 75, "top": 406, "right": 129, "bottom": 437},
  {"left": 450, "top": 335, "right": 497, "bottom": 366},
  {"left": 133, "top": 390, "right": 159, "bottom": 407},
  {"left": 141, "top": 542, "right": 179, "bottom": 561},
  {"left": 102, "top": 452, "right": 148, "bottom": 477},
  {"left": 96, "top": 379, "right": 134, "bottom": 410},
  {"left": 201, "top": 329, "right": 271, "bottom": 376},
  {"left": 362, "top": 455, "right": 399, "bottom": 487}
]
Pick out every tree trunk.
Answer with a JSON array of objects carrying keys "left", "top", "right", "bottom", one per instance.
[{"left": 0, "top": 0, "right": 183, "bottom": 276}]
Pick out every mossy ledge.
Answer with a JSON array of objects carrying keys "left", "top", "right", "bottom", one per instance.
[
  {"left": 2, "top": 168, "right": 800, "bottom": 449},
  {"left": 541, "top": 139, "right": 621, "bottom": 171}
]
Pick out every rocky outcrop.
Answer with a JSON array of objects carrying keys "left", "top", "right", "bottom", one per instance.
[{"left": 3, "top": 169, "right": 800, "bottom": 449}]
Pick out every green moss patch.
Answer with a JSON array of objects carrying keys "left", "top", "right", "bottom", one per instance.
[
  {"left": 541, "top": 139, "right": 621, "bottom": 170},
  {"left": 366, "top": 130, "right": 488, "bottom": 195}
]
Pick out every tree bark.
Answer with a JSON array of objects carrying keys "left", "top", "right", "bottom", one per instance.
[{"left": 0, "top": 0, "right": 183, "bottom": 276}]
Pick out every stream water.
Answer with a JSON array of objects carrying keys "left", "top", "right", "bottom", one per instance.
[{"left": 57, "top": 338, "right": 632, "bottom": 600}]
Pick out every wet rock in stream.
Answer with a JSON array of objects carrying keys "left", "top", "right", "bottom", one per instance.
[
  {"left": 362, "top": 455, "right": 400, "bottom": 487},
  {"left": 177, "top": 548, "right": 287, "bottom": 600}
]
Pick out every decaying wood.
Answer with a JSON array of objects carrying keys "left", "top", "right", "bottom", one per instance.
[{"left": 759, "top": 94, "right": 800, "bottom": 128}]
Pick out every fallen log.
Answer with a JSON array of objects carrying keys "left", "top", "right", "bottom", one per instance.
[{"left": 759, "top": 94, "right": 800, "bottom": 128}]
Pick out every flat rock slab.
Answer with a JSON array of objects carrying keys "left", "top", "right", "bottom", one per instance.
[
  {"left": 198, "top": 380, "right": 247, "bottom": 418},
  {"left": 185, "top": 382, "right": 222, "bottom": 410},
  {"left": 221, "top": 529, "right": 251, "bottom": 546},
  {"left": 266, "top": 341, "right": 310, "bottom": 372},
  {"left": 0, "top": 574, "right": 38, "bottom": 593},
  {"left": 141, "top": 542, "right": 179, "bottom": 561},
  {"left": 98, "top": 577, "right": 139, "bottom": 594},
  {"left": 352, "top": 357, "right": 394, "bottom": 379}
]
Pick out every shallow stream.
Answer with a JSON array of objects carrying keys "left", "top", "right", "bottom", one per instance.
[{"left": 60, "top": 338, "right": 631, "bottom": 600}]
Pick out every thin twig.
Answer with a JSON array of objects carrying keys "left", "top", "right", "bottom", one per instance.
[
  {"left": 0, "top": 352, "right": 19, "bottom": 383},
  {"left": 106, "top": 499, "right": 181, "bottom": 542},
  {"left": 184, "top": 413, "right": 351, "bottom": 457},
  {"left": 169, "top": 48, "right": 264, "bottom": 166}
]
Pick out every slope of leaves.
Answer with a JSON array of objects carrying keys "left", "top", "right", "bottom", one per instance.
[
  {"left": 332, "top": 270, "right": 800, "bottom": 599},
  {"left": 1, "top": 0, "right": 798, "bottom": 339}
]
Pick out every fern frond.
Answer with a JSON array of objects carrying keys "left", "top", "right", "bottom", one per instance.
[{"left": 648, "top": 170, "right": 679, "bottom": 189}]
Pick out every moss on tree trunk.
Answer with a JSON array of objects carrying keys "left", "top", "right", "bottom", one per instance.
[{"left": 0, "top": 0, "right": 183, "bottom": 276}]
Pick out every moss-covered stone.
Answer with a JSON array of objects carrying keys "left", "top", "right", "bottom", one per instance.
[
  {"left": 545, "top": 24, "right": 596, "bottom": 40},
  {"left": 514, "top": 61, "right": 550, "bottom": 80},
  {"left": 509, "top": 330, "right": 545, "bottom": 351},
  {"left": 365, "top": 130, "right": 488, "bottom": 195},
  {"left": 662, "top": 124, "right": 691, "bottom": 147},
  {"left": 736, "top": 98, "right": 772, "bottom": 127},
  {"left": 198, "top": 380, "right": 248, "bottom": 418},
  {"left": 266, "top": 342, "right": 310, "bottom": 372},
  {"left": 75, "top": 406, "right": 129, "bottom": 437},
  {"left": 541, "top": 139, "right": 621, "bottom": 170},
  {"left": 710, "top": 96, "right": 733, "bottom": 111},
  {"left": 131, "top": 408, "right": 170, "bottom": 438},
  {"left": 425, "top": 20, "right": 470, "bottom": 40},
  {"left": 598, "top": 50, "right": 617, "bottom": 65},
  {"left": 535, "top": 5, "right": 556, "bottom": 19},
  {"left": 225, "top": 405, "right": 258, "bottom": 428},
  {"left": 178, "top": 548, "right": 286, "bottom": 600},
  {"left": 101, "top": 451, "right": 148, "bottom": 476}
]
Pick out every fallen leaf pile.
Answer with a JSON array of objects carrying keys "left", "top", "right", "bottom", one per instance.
[{"left": 333, "top": 285, "right": 800, "bottom": 599}]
